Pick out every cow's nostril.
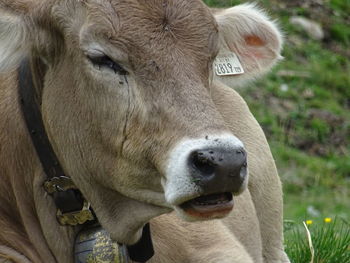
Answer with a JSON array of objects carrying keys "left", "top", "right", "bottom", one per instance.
[
  {"left": 190, "top": 151, "right": 216, "bottom": 175},
  {"left": 187, "top": 146, "right": 247, "bottom": 194}
]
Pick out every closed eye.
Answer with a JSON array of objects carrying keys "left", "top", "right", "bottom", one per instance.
[{"left": 87, "top": 54, "right": 128, "bottom": 75}]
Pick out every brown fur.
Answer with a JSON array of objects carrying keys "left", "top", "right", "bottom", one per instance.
[{"left": 0, "top": 0, "right": 289, "bottom": 262}]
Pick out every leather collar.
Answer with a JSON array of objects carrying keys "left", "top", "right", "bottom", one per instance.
[{"left": 18, "top": 58, "right": 93, "bottom": 223}]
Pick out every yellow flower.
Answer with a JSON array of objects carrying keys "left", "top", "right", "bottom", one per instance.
[
  {"left": 306, "top": 220, "right": 313, "bottom": 225},
  {"left": 324, "top": 217, "right": 332, "bottom": 223}
]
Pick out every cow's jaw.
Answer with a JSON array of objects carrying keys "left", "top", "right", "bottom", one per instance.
[{"left": 162, "top": 134, "right": 248, "bottom": 221}]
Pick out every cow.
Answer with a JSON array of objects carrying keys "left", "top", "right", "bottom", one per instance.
[{"left": 0, "top": 0, "right": 290, "bottom": 262}]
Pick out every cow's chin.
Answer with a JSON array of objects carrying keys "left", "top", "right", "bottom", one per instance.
[{"left": 174, "top": 192, "right": 234, "bottom": 221}]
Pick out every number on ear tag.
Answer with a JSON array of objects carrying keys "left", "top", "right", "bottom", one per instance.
[{"left": 214, "top": 52, "right": 244, "bottom": 76}]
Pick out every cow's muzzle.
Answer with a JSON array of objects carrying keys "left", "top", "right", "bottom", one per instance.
[{"left": 163, "top": 134, "right": 248, "bottom": 220}]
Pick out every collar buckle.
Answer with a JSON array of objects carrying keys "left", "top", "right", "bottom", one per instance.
[
  {"left": 44, "top": 176, "right": 77, "bottom": 193},
  {"left": 44, "top": 176, "right": 95, "bottom": 226},
  {"left": 57, "top": 201, "right": 95, "bottom": 226}
]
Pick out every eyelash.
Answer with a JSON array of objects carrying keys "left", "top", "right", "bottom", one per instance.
[{"left": 87, "top": 55, "right": 128, "bottom": 75}]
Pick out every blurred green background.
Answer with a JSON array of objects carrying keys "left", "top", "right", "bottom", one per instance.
[{"left": 204, "top": 0, "right": 350, "bottom": 222}]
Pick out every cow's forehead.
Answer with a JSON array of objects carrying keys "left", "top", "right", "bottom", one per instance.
[
  {"left": 110, "top": 0, "right": 216, "bottom": 28},
  {"left": 85, "top": 0, "right": 219, "bottom": 61}
]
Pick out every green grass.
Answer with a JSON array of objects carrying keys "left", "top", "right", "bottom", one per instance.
[
  {"left": 204, "top": 0, "right": 241, "bottom": 7},
  {"left": 284, "top": 219, "right": 350, "bottom": 263}
]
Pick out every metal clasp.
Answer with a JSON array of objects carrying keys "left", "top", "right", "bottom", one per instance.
[
  {"left": 44, "top": 176, "right": 78, "bottom": 193},
  {"left": 57, "top": 201, "right": 95, "bottom": 226},
  {"left": 44, "top": 176, "right": 95, "bottom": 226}
]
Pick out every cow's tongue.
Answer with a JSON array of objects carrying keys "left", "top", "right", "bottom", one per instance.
[{"left": 180, "top": 192, "right": 233, "bottom": 215}]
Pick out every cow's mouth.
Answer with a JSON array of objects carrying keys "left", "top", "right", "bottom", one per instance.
[{"left": 179, "top": 192, "right": 233, "bottom": 219}]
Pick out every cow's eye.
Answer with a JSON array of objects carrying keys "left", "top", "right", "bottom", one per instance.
[{"left": 87, "top": 54, "right": 128, "bottom": 75}]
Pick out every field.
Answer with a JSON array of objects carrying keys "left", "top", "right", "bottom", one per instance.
[{"left": 204, "top": 0, "right": 350, "bottom": 261}]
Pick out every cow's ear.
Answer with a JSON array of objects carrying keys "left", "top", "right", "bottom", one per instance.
[
  {"left": 0, "top": 2, "right": 34, "bottom": 72},
  {"left": 213, "top": 4, "right": 283, "bottom": 88}
]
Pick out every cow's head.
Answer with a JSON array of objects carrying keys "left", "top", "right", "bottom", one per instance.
[{"left": 0, "top": 0, "right": 282, "bottom": 244}]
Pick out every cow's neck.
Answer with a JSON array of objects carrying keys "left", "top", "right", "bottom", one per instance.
[
  {"left": 0, "top": 58, "right": 78, "bottom": 262},
  {"left": 18, "top": 56, "right": 155, "bottom": 263}
]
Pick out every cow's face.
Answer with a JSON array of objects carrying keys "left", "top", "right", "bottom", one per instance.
[{"left": 0, "top": 0, "right": 282, "bottom": 243}]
